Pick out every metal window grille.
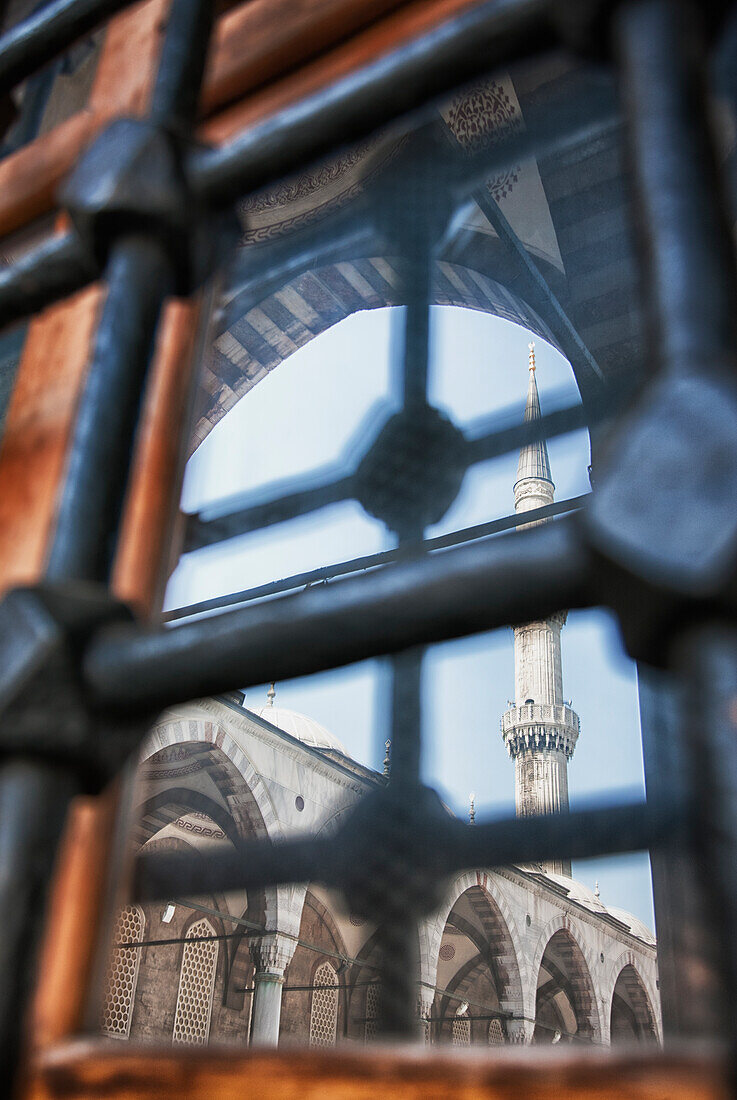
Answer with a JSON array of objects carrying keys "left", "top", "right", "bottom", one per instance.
[
  {"left": 364, "top": 982, "right": 379, "bottom": 1043},
  {"left": 309, "top": 962, "right": 339, "bottom": 1048},
  {"left": 452, "top": 1010, "right": 471, "bottom": 1047},
  {"left": 172, "top": 919, "right": 218, "bottom": 1045},
  {"left": 99, "top": 905, "right": 143, "bottom": 1039},
  {"left": 488, "top": 1019, "right": 504, "bottom": 1046},
  {"left": 0, "top": 0, "right": 731, "bottom": 1092}
]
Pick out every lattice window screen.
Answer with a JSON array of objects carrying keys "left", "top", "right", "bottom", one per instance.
[
  {"left": 310, "top": 961, "right": 338, "bottom": 1047},
  {"left": 100, "top": 905, "right": 144, "bottom": 1038},
  {"left": 488, "top": 1018, "right": 504, "bottom": 1045},
  {"left": 364, "top": 981, "right": 379, "bottom": 1042},
  {"left": 172, "top": 917, "right": 218, "bottom": 1044},
  {"left": 452, "top": 1012, "right": 471, "bottom": 1046}
]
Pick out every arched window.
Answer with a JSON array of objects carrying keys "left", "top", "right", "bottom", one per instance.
[
  {"left": 172, "top": 917, "right": 218, "bottom": 1044},
  {"left": 365, "top": 981, "right": 379, "bottom": 1042},
  {"left": 488, "top": 1018, "right": 504, "bottom": 1045},
  {"left": 100, "top": 905, "right": 144, "bottom": 1039},
  {"left": 452, "top": 1004, "right": 471, "bottom": 1046},
  {"left": 310, "top": 961, "right": 338, "bottom": 1047}
]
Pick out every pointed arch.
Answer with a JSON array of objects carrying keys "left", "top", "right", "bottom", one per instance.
[
  {"left": 142, "top": 717, "right": 280, "bottom": 840},
  {"left": 422, "top": 870, "right": 528, "bottom": 1032},
  {"left": 609, "top": 957, "right": 659, "bottom": 1044},
  {"left": 532, "top": 917, "right": 602, "bottom": 1043}
]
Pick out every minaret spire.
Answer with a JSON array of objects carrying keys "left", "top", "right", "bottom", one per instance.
[
  {"left": 500, "top": 347, "right": 580, "bottom": 878},
  {"left": 515, "top": 342, "right": 552, "bottom": 497}
]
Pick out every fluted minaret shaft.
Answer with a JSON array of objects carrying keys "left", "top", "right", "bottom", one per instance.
[{"left": 501, "top": 345, "right": 579, "bottom": 878}]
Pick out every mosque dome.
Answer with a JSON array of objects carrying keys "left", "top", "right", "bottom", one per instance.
[
  {"left": 606, "top": 906, "right": 656, "bottom": 946},
  {"left": 540, "top": 871, "right": 655, "bottom": 944},
  {"left": 250, "top": 697, "right": 347, "bottom": 755}
]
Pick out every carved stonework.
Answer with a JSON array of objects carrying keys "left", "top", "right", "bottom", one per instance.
[{"left": 250, "top": 933, "right": 296, "bottom": 979}]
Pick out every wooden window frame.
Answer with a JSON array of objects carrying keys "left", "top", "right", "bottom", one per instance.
[{"left": 0, "top": 1, "right": 726, "bottom": 1097}]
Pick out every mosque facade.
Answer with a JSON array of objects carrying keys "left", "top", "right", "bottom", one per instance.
[{"left": 101, "top": 358, "right": 660, "bottom": 1050}]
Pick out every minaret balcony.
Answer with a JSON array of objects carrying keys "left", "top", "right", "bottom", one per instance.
[{"left": 500, "top": 703, "right": 580, "bottom": 759}]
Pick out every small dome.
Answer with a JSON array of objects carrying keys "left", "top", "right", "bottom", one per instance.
[
  {"left": 607, "top": 906, "right": 656, "bottom": 946},
  {"left": 251, "top": 704, "right": 347, "bottom": 755},
  {"left": 543, "top": 872, "right": 608, "bottom": 914}
]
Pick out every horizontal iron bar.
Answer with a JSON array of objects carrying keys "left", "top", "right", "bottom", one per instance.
[
  {"left": 0, "top": 14, "right": 617, "bottom": 336},
  {"left": 85, "top": 517, "right": 594, "bottom": 713},
  {"left": 134, "top": 795, "right": 682, "bottom": 902},
  {"left": 188, "top": 0, "right": 555, "bottom": 210},
  {"left": 184, "top": 395, "right": 605, "bottom": 553},
  {"left": 166, "top": 494, "right": 589, "bottom": 622},
  {"left": 0, "top": 232, "right": 95, "bottom": 331},
  {"left": 0, "top": 0, "right": 137, "bottom": 95},
  {"left": 185, "top": 472, "right": 355, "bottom": 552}
]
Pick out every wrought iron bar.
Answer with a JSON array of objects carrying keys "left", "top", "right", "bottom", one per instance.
[
  {"left": 85, "top": 506, "right": 594, "bottom": 715},
  {"left": 614, "top": 0, "right": 737, "bottom": 375},
  {"left": 0, "top": 761, "right": 79, "bottom": 1079},
  {"left": 184, "top": 397, "right": 602, "bottom": 552},
  {"left": 0, "top": 55, "right": 618, "bottom": 338},
  {"left": 0, "top": 0, "right": 217, "bottom": 1085},
  {"left": 165, "top": 494, "right": 589, "bottom": 623},
  {"left": 134, "top": 796, "right": 681, "bottom": 902},
  {"left": 45, "top": 234, "right": 175, "bottom": 581},
  {"left": 0, "top": 0, "right": 137, "bottom": 95},
  {"left": 0, "top": 231, "right": 94, "bottom": 331},
  {"left": 189, "top": 0, "right": 554, "bottom": 210},
  {"left": 185, "top": 472, "right": 355, "bottom": 552}
]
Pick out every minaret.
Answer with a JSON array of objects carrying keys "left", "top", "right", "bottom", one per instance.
[{"left": 500, "top": 344, "right": 580, "bottom": 878}]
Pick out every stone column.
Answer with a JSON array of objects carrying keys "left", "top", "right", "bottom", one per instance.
[
  {"left": 417, "top": 985, "right": 435, "bottom": 1044},
  {"left": 249, "top": 933, "right": 295, "bottom": 1046},
  {"left": 506, "top": 1016, "right": 534, "bottom": 1044}
]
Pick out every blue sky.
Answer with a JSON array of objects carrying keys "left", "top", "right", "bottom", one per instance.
[{"left": 166, "top": 305, "right": 654, "bottom": 928}]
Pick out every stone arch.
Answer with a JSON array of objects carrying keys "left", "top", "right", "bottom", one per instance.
[
  {"left": 345, "top": 924, "right": 421, "bottom": 1042},
  {"left": 531, "top": 916, "right": 602, "bottom": 1044},
  {"left": 141, "top": 718, "right": 303, "bottom": 939},
  {"left": 132, "top": 787, "right": 241, "bottom": 849},
  {"left": 142, "top": 718, "right": 280, "bottom": 840},
  {"left": 608, "top": 954, "right": 659, "bottom": 1045},
  {"left": 421, "top": 870, "right": 529, "bottom": 1035},
  {"left": 197, "top": 257, "right": 565, "bottom": 455},
  {"left": 282, "top": 890, "right": 349, "bottom": 1044}
]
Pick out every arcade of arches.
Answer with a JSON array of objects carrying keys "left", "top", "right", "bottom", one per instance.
[{"left": 101, "top": 698, "right": 660, "bottom": 1048}]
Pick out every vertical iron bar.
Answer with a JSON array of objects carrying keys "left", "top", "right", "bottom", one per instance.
[
  {"left": 374, "top": 209, "right": 435, "bottom": 1041},
  {"left": 388, "top": 648, "right": 423, "bottom": 790},
  {"left": 149, "top": 0, "right": 214, "bottom": 134},
  {"left": 615, "top": 0, "right": 737, "bottom": 1044},
  {"left": 0, "top": 0, "right": 216, "bottom": 1084},
  {"left": 638, "top": 667, "right": 723, "bottom": 1039},
  {"left": 398, "top": 258, "right": 431, "bottom": 414},
  {"left": 0, "top": 761, "right": 78, "bottom": 1080},
  {"left": 45, "top": 235, "right": 174, "bottom": 583},
  {"left": 674, "top": 625, "right": 737, "bottom": 1074},
  {"left": 614, "top": 0, "right": 737, "bottom": 374}
]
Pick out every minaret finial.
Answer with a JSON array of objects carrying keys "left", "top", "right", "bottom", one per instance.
[
  {"left": 528, "top": 341, "right": 536, "bottom": 372},
  {"left": 468, "top": 793, "right": 476, "bottom": 825},
  {"left": 383, "top": 739, "right": 391, "bottom": 777},
  {"left": 267, "top": 682, "right": 276, "bottom": 707}
]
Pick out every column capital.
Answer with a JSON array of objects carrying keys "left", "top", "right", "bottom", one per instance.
[{"left": 250, "top": 932, "right": 296, "bottom": 980}]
